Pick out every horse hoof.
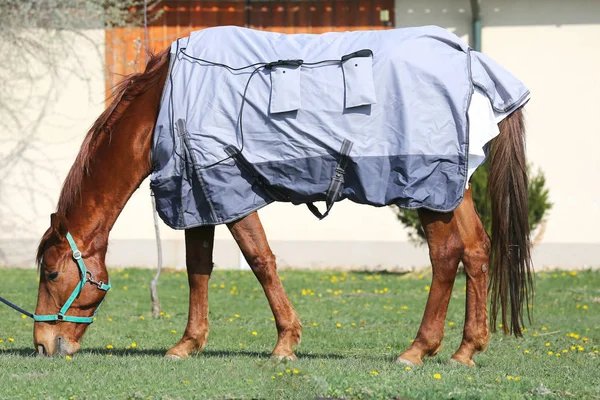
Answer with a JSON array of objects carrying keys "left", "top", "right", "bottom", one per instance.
[
  {"left": 271, "top": 353, "right": 298, "bottom": 362},
  {"left": 395, "top": 356, "right": 422, "bottom": 367},
  {"left": 165, "top": 353, "right": 185, "bottom": 360},
  {"left": 450, "top": 357, "right": 475, "bottom": 367}
]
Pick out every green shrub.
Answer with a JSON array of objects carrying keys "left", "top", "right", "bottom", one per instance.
[{"left": 395, "top": 163, "right": 552, "bottom": 244}]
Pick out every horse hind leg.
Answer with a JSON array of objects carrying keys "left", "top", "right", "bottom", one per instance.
[
  {"left": 227, "top": 212, "right": 302, "bottom": 360},
  {"left": 166, "top": 226, "right": 215, "bottom": 359},
  {"left": 397, "top": 210, "right": 463, "bottom": 366},
  {"left": 451, "top": 188, "right": 490, "bottom": 366}
]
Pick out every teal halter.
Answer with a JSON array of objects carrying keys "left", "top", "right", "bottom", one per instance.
[{"left": 0, "top": 232, "right": 111, "bottom": 324}]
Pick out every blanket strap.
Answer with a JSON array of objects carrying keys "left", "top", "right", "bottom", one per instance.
[
  {"left": 224, "top": 146, "right": 289, "bottom": 202},
  {"left": 306, "top": 139, "right": 354, "bottom": 220}
]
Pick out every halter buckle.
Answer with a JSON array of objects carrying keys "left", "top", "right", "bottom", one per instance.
[{"left": 72, "top": 250, "right": 82, "bottom": 260}]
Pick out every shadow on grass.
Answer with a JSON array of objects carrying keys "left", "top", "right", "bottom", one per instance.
[{"left": 0, "top": 347, "right": 352, "bottom": 360}]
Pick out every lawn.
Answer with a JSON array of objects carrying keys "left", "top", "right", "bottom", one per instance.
[{"left": 0, "top": 267, "right": 598, "bottom": 399}]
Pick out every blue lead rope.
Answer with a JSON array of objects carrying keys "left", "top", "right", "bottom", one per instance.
[{"left": 0, "top": 231, "right": 111, "bottom": 324}]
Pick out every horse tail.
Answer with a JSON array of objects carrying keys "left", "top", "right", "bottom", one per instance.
[{"left": 488, "top": 107, "right": 533, "bottom": 337}]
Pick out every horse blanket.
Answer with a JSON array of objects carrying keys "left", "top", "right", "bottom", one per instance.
[{"left": 150, "top": 25, "right": 530, "bottom": 229}]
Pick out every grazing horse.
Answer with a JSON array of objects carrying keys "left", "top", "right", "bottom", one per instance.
[{"left": 33, "top": 36, "right": 532, "bottom": 367}]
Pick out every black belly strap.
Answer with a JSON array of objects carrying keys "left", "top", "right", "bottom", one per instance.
[
  {"left": 225, "top": 139, "right": 353, "bottom": 220},
  {"left": 306, "top": 139, "right": 353, "bottom": 220}
]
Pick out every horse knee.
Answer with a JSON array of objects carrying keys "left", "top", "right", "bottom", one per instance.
[{"left": 249, "top": 252, "right": 276, "bottom": 276}]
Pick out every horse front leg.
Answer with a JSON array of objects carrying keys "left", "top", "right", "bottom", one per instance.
[
  {"left": 397, "top": 210, "right": 463, "bottom": 366},
  {"left": 228, "top": 212, "right": 302, "bottom": 360},
  {"left": 166, "top": 226, "right": 215, "bottom": 359}
]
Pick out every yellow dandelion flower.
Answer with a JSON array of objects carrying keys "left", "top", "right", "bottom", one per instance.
[
  {"left": 277, "top": 372, "right": 283, "bottom": 376},
  {"left": 286, "top": 369, "right": 291, "bottom": 373},
  {"left": 252, "top": 331, "right": 258, "bottom": 336},
  {"left": 571, "top": 346, "right": 576, "bottom": 350},
  {"left": 123, "top": 286, "right": 128, "bottom": 291},
  {"left": 131, "top": 342, "right": 137, "bottom": 348},
  {"left": 448, "top": 321, "right": 455, "bottom": 327},
  {"left": 184, "top": 380, "right": 190, "bottom": 385},
  {"left": 577, "top": 345, "right": 584, "bottom": 351},
  {"left": 545, "top": 342, "right": 551, "bottom": 347},
  {"left": 507, "top": 376, "right": 514, "bottom": 380},
  {"left": 410, "top": 339, "right": 414, "bottom": 343},
  {"left": 424, "top": 286, "right": 430, "bottom": 291},
  {"left": 312, "top": 322, "right": 318, "bottom": 327},
  {"left": 247, "top": 379, "right": 253, "bottom": 383},
  {"left": 106, "top": 344, "right": 113, "bottom": 349},
  {"left": 583, "top": 305, "right": 588, "bottom": 310},
  {"left": 405, "top": 367, "right": 412, "bottom": 371},
  {"left": 160, "top": 311, "right": 165, "bottom": 316},
  {"left": 8, "top": 338, "right": 14, "bottom": 342},
  {"left": 569, "top": 271, "right": 577, "bottom": 276},
  {"left": 467, "top": 376, "right": 472, "bottom": 381},
  {"left": 594, "top": 350, "right": 598, "bottom": 354},
  {"left": 370, "top": 370, "right": 379, "bottom": 375},
  {"left": 239, "top": 343, "right": 244, "bottom": 347},
  {"left": 0, "top": 340, "right": 3, "bottom": 343},
  {"left": 523, "top": 349, "right": 530, "bottom": 354},
  {"left": 515, "top": 377, "right": 521, "bottom": 381},
  {"left": 65, "top": 355, "right": 72, "bottom": 360},
  {"left": 541, "top": 326, "right": 547, "bottom": 331},
  {"left": 171, "top": 330, "right": 176, "bottom": 333},
  {"left": 548, "top": 351, "right": 553, "bottom": 355},
  {"left": 433, "top": 373, "right": 441, "bottom": 379},
  {"left": 351, "top": 322, "right": 356, "bottom": 326},
  {"left": 271, "top": 376, "right": 276, "bottom": 380},
  {"left": 108, "top": 317, "right": 113, "bottom": 322},
  {"left": 336, "top": 323, "right": 342, "bottom": 328},
  {"left": 234, "top": 314, "right": 240, "bottom": 318},
  {"left": 21, "top": 314, "right": 27, "bottom": 319},
  {"left": 562, "top": 349, "right": 568, "bottom": 353},
  {"left": 140, "top": 316, "right": 145, "bottom": 320},
  {"left": 229, "top": 318, "right": 233, "bottom": 322},
  {"left": 293, "top": 369, "right": 300, "bottom": 374}
]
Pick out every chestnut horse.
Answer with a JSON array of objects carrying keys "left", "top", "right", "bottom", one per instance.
[{"left": 33, "top": 49, "right": 532, "bottom": 366}]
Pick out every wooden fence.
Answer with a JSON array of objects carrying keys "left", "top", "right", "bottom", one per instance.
[{"left": 105, "top": 0, "right": 394, "bottom": 91}]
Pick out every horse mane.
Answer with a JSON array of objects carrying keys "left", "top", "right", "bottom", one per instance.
[{"left": 36, "top": 48, "right": 170, "bottom": 265}]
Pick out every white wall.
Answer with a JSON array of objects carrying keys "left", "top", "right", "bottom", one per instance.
[{"left": 3, "top": 2, "right": 600, "bottom": 269}]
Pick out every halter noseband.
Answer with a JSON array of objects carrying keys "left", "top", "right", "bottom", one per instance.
[{"left": 0, "top": 232, "right": 111, "bottom": 324}]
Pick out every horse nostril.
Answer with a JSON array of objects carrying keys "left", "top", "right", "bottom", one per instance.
[{"left": 37, "top": 344, "right": 47, "bottom": 356}]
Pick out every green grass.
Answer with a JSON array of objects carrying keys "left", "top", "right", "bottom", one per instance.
[{"left": 1, "top": 267, "right": 599, "bottom": 399}]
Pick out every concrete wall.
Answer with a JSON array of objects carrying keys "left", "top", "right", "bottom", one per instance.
[{"left": 2, "top": 1, "right": 600, "bottom": 270}]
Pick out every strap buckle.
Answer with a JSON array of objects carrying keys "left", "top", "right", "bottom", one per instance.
[{"left": 72, "top": 250, "right": 82, "bottom": 260}]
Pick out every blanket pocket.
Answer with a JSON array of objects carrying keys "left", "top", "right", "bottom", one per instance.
[
  {"left": 269, "top": 65, "right": 301, "bottom": 114},
  {"left": 342, "top": 51, "right": 377, "bottom": 108}
]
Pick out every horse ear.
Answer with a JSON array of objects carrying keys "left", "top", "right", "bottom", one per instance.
[{"left": 50, "top": 213, "right": 69, "bottom": 238}]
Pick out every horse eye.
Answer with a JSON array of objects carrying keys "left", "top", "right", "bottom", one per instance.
[{"left": 47, "top": 271, "right": 59, "bottom": 281}]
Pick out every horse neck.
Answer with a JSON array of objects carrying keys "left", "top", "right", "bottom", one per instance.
[{"left": 66, "top": 67, "right": 168, "bottom": 255}]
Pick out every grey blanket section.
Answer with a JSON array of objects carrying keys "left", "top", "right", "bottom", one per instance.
[{"left": 150, "top": 26, "right": 529, "bottom": 229}]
